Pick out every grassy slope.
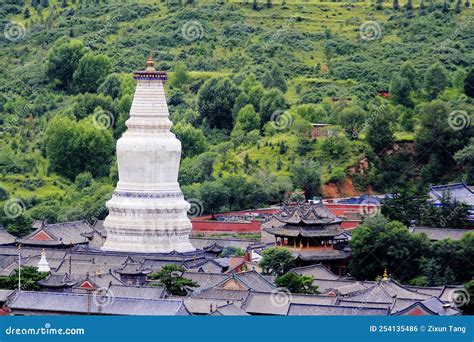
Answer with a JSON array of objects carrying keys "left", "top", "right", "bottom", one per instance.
[{"left": 1, "top": 0, "right": 472, "bottom": 202}]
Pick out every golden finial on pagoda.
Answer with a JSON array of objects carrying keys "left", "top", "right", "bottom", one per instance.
[
  {"left": 146, "top": 56, "right": 155, "bottom": 70},
  {"left": 382, "top": 268, "right": 389, "bottom": 281}
]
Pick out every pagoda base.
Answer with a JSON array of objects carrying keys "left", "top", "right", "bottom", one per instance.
[{"left": 101, "top": 237, "right": 195, "bottom": 254}]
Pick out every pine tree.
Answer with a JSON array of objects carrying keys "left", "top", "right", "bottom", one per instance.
[
  {"left": 393, "top": 0, "right": 400, "bottom": 10},
  {"left": 43, "top": 0, "right": 49, "bottom": 7},
  {"left": 443, "top": 0, "right": 450, "bottom": 12},
  {"left": 455, "top": 0, "right": 462, "bottom": 12},
  {"left": 405, "top": 0, "right": 413, "bottom": 11},
  {"left": 419, "top": 0, "right": 426, "bottom": 13},
  {"left": 428, "top": 0, "right": 436, "bottom": 11}
]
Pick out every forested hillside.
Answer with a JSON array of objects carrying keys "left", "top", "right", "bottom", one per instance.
[{"left": 0, "top": 0, "right": 473, "bottom": 236}]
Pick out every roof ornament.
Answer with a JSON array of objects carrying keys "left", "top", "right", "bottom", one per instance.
[
  {"left": 382, "top": 268, "right": 389, "bottom": 281},
  {"left": 37, "top": 249, "right": 51, "bottom": 273}
]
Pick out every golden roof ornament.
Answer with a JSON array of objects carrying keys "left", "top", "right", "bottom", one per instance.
[{"left": 382, "top": 268, "right": 389, "bottom": 281}]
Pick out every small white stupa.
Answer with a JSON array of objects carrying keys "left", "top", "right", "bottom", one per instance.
[{"left": 37, "top": 249, "right": 50, "bottom": 273}]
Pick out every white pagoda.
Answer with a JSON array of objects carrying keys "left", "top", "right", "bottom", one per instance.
[{"left": 101, "top": 58, "right": 195, "bottom": 253}]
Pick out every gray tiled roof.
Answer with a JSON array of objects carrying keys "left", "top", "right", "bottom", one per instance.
[
  {"left": 183, "top": 298, "right": 242, "bottom": 315},
  {"left": 8, "top": 291, "right": 189, "bottom": 315},
  {"left": 189, "top": 237, "right": 255, "bottom": 250},
  {"left": 391, "top": 297, "right": 460, "bottom": 316},
  {"left": 241, "top": 291, "right": 337, "bottom": 315},
  {"left": 192, "top": 288, "right": 250, "bottom": 302},
  {"left": 0, "top": 227, "right": 15, "bottom": 245},
  {"left": 287, "top": 303, "right": 389, "bottom": 316},
  {"left": 0, "top": 289, "right": 14, "bottom": 302},
  {"left": 429, "top": 183, "right": 474, "bottom": 206},
  {"left": 232, "top": 271, "right": 275, "bottom": 292},
  {"left": 18, "top": 220, "right": 93, "bottom": 246},
  {"left": 210, "top": 303, "right": 250, "bottom": 316},
  {"left": 312, "top": 279, "right": 373, "bottom": 295},
  {"left": 182, "top": 271, "right": 228, "bottom": 290},
  {"left": 410, "top": 226, "right": 470, "bottom": 241},
  {"left": 344, "top": 280, "right": 431, "bottom": 302},
  {"left": 292, "top": 264, "right": 340, "bottom": 280},
  {"left": 107, "top": 284, "right": 165, "bottom": 300}
]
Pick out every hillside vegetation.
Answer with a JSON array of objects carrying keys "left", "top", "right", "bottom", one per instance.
[{"left": 0, "top": 0, "right": 473, "bottom": 236}]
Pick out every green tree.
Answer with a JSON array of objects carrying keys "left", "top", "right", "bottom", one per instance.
[
  {"left": 98, "top": 73, "right": 121, "bottom": 99},
  {"left": 381, "top": 185, "right": 429, "bottom": 226},
  {"left": 464, "top": 68, "right": 474, "bottom": 98},
  {"left": 259, "top": 88, "right": 288, "bottom": 125},
  {"left": 393, "top": 0, "right": 400, "bottom": 10},
  {"left": 172, "top": 123, "right": 207, "bottom": 158},
  {"left": 424, "top": 62, "right": 449, "bottom": 100},
  {"left": 289, "top": 160, "right": 321, "bottom": 199},
  {"left": 349, "top": 215, "right": 430, "bottom": 282},
  {"left": 73, "top": 53, "right": 112, "bottom": 93},
  {"left": 415, "top": 101, "right": 472, "bottom": 183},
  {"left": 170, "top": 62, "right": 190, "bottom": 89},
  {"left": 338, "top": 105, "right": 366, "bottom": 139},
  {"left": 233, "top": 104, "right": 261, "bottom": 133},
  {"left": 44, "top": 116, "right": 114, "bottom": 179},
  {"left": 454, "top": 138, "right": 474, "bottom": 182},
  {"left": 275, "top": 272, "right": 319, "bottom": 294},
  {"left": 0, "top": 267, "right": 47, "bottom": 291},
  {"left": 46, "top": 38, "right": 86, "bottom": 90},
  {"left": 200, "top": 181, "right": 229, "bottom": 218},
  {"left": 197, "top": 77, "right": 240, "bottom": 130},
  {"left": 366, "top": 110, "right": 395, "bottom": 155},
  {"left": 259, "top": 247, "right": 295, "bottom": 276},
  {"left": 220, "top": 246, "right": 245, "bottom": 257},
  {"left": 149, "top": 264, "right": 198, "bottom": 296}
]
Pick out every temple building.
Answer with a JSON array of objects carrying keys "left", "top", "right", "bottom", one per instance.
[
  {"left": 101, "top": 58, "right": 194, "bottom": 253},
  {"left": 261, "top": 203, "right": 351, "bottom": 275}
]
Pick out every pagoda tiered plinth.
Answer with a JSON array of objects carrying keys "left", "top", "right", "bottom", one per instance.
[{"left": 101, "top": 58, "right": 194, "bottom": 253}]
